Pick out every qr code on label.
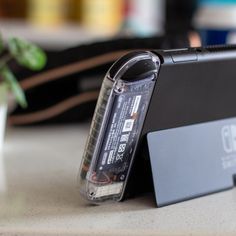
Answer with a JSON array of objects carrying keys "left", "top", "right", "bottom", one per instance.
[
  {"left": 120, "top": 133, "right": 129, "bottom": 142},
  {"left": 122, "top": 119, "right": 134, "bottom": 132}
]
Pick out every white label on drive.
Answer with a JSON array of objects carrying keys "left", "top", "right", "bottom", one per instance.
[
  {"left": 107, "top": 150, "right": 114, "bottom": 164},
  {"left": 102, "top": 152, "right": 108, "bottom": 166},
  {"left": 131, "top": 95, "right": 141, "bottom": 116}
]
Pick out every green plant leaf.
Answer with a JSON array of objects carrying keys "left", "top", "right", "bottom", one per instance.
[
  {"left": 8, "top": 37, "right": 47, "bottom": 71},
  {"left": 0, "top": 66, "right": 27, "bottom": 108},
  {"left": 0, "top": 33, "right": 4, "bottom": 54}
]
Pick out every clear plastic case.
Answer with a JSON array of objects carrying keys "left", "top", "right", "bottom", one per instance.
[{"left": 78, "top": 51, "right": 160, "bottom": 203}]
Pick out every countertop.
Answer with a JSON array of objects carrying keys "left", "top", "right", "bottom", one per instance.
[{"left": 0, "top": 125, "right": 236, "bottom": 236}]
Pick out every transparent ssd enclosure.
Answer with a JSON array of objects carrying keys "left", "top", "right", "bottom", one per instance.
[{"left": 78, "top": 51, "right": 160, "bottom": 203}]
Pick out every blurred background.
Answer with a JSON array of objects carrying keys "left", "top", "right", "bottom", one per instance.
[
  {"left": 1, "top": 0, "right": 236, "bottom": 126},
  {"left": 1, "top": 0, "right": 233, "bottom": 50},
  {"left": 0, "top": 0, "right": 235, "bottom": 50}
]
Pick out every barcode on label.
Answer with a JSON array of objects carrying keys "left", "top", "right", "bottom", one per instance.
[{"left": 122, "top": 119, "right": 134, "bottom": 132}]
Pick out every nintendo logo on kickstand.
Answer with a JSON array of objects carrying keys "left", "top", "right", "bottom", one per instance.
[{"left": 221, "top": 125, "right": 236, "bottom": 153}]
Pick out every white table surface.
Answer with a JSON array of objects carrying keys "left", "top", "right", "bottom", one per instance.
[{"left": 0, "top": 125, "right": 236, "bottom": 236}]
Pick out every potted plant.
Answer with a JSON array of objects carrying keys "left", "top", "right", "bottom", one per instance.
[{"left": 0, "top": 35, "right": 47, "bottom": 150}]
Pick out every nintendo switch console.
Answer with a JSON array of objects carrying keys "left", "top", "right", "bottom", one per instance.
[{"left": 78, "top": 45, "right": 236, "bottom": 205}]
